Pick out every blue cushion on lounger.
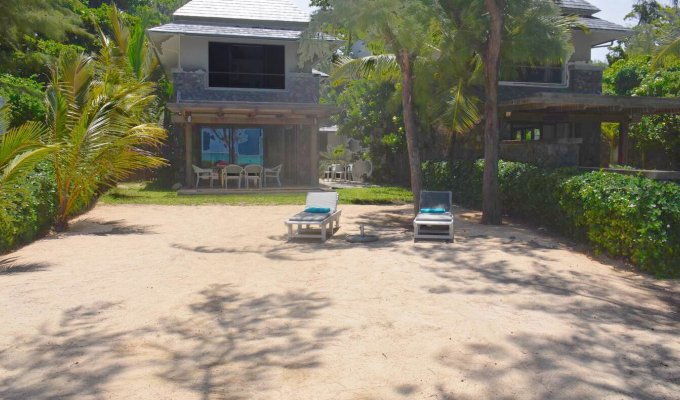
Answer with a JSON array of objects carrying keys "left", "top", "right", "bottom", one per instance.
[
  {"left": 420, "top": 208, "right": 446, "bottom": 214},
  {"left": 305, "top": 207, "right": 331, "bottom": 214}
]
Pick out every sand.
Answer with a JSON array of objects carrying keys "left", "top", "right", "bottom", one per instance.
[{"left": 0, "top": 204, "right": 678, "bottom": 400}]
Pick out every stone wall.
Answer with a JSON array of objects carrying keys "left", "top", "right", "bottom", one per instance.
[
  {"left": 173, "top": 71, "right": 320, "bottom": 103},
  {"left": 500, "top": 141, "right": 581, "bottom": 167}
]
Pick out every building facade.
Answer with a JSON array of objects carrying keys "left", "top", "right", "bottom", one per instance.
[{"left": 148, "top": 0, "right": 337, "bottom": 188}]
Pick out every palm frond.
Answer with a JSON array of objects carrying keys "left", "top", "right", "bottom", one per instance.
[
  {"left": 652, "top": 36, "right": 680, "bottom": 69},
  {"left": 332, "top": 55, "right": 401, "bottom": 86}
]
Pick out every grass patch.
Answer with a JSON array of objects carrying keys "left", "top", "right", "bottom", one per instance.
[{"left": 100, "top": 182, "right": 413, "bottom": 206}]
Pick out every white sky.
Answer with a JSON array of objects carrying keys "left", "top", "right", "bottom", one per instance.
[{"left": 291, "top": 0, "right": 675, "bottom": 63}]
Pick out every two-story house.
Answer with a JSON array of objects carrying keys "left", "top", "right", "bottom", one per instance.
[
  {"left": 148, "top": 0, "right": 337, "bottom": 188},
  {"left": 498, "top": 0, "right": 680, "bottom": 167}
]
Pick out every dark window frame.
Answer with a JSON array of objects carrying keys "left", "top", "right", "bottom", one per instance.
[
  {"left": 208, "top": 42, "right": 286, "bottom": 90},
  {"left": 500, "top": 63, "right": 566, "bottom": 85}
]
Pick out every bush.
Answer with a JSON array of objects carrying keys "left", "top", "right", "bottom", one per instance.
[
  {"left": 422, "top": 160, "right": 680, "bottom": 277},
  {"left": 0, "top": 162, "right": 57, "bottom": 253}
]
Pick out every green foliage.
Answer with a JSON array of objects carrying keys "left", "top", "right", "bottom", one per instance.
[
  {"left": 603, "top": 56, "right": 650, "bottom": 96},
  {"left": 101, "top": 182, "right": 412, "bottom": 206},
  {"left": 0, "top": 162, "right": 57, "bottom": 252},
  {"left": 423, "top": 160, "right": 680, "bottom": 277},
  {"left": 561, "top": 171, "right": 680, "bottom": 277},
  {"left": 0, "top": 74, "right": 47, "bottom": 127},
  {"left": 46, "top": 52, "right": 167, "bottom": 231},
  {"left": 604, "top": 55, "right": 680, "bottom": 168}
]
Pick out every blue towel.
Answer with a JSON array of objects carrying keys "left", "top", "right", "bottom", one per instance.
[
  {"left": 420, "top": 208, "right": 446, "bottom": 214},
  {"left": 305, "top": 207, "right": 331, "bottom": 214}
]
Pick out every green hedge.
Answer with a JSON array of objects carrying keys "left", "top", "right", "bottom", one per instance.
[
  {"left": 422, "top": 160, "right": 680, "bottom": 277},
  {"left": 0, "top": 162, "right": 57, "bottom": 253}
]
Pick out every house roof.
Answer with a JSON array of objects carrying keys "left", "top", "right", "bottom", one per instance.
[
  {"left": 556, "top": 0, "right": 600, "bottom": 16},
  {"left": 576, "top": 16, "right": 630, "bottom": 33},
  {"left": 149, "top": 23, "right": 305, "bottom": 40},
  {"left": 500, "top": 92, "right": 680, "bottom": 119},
  {"left": 173, "top": 0, "right": 310, "bottom": 24}
]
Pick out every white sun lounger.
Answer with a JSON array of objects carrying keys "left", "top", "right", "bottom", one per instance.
[
  {"left": 414, "top": 191, "right": 454, "bottom": 242},
  {"left": 285, "top": 192, "right": 341, "bottom": 242}
]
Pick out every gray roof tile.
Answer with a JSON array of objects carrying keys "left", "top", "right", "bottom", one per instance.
[
  {"left": 148, "top": 22, "right": 338, "bottom": 41},
  {"left": 556, "top": 0, "right": 600, "bottom": 15},
  {"left": 576, "top": 16, "right": 631, "bottom": 32},
  {"left": 174, "top": 0, "right": 310, "bottom": 23},
  {"left": 149, "top": 23, "right": 304, "bottom": 40}
]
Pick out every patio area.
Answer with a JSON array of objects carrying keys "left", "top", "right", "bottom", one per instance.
[{"left": 1, "top": 204, "right": 678, "bottom": 399}]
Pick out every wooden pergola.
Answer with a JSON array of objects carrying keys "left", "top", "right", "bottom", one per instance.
[
  {"left": 168, "top": 101, "right": 338, "bottom": 187},
  {"left": 500, "top": 92, "right": 680, "bottom": 164}
]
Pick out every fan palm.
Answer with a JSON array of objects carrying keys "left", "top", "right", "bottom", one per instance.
[{"left": 46, "top": 54, "right": 167, "bottom": 231}]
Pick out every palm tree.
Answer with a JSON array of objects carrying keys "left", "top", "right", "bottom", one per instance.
[
  {"left": 438, "top": 0, "right": 572, "bottom": 224},
  {"left": 46, "top": 53, "right": 167, "bottom": 231},
  {"left": 308, "top": 0, "right": 440, "bottom": 212},
  {"left": 0, "top": 107, "right": 54, "bottom": 207}
]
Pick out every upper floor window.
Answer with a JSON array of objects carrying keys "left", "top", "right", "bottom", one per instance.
[
  {"left": 209, "top": 42, "right": 285, "bottom": 89},
  {"left": 500, "top": 64, "right": 565, "bottom": 85}
]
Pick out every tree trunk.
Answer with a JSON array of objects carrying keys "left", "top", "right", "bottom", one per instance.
[
  {"left": 481, "top": 0, "right": 505, "bottom": 225},
  {"left": 398, "top": 49, "right": 423, "bottom": 212}
]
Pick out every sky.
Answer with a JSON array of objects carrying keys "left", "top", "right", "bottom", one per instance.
[{"left": 291, "top": 0, "right": 675, "bottom": 63}]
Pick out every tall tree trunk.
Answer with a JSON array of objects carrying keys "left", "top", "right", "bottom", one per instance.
[
  {"left": 398, "top": 49, "right": 423, "bottom": 212},
  {"left": 481, "top": 0, "right": 505, "bottom": 225}
]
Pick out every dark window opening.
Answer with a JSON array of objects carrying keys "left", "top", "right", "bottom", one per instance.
[
  {"left": 209, "top": 42, "right": 285, "bottom": 89},
  {"left": 507, "top": 122, "right": 573, "bottom": 142},
  {"left": 511, "top": 125, "right": 542, "bottom": 141},
  {"left": 501, "top": 64, "right": 565, "bottom": 85}
]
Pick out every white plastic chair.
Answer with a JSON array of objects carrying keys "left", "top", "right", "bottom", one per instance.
[
  {"left": 223, "top": 164, "right": 244, "bottom": 189},
  {"left": 264, "top": 164, "right": 283, "bottom": 187},
  {"left": 192, "top": 165, "right": 219, "bottom": 189},
  {"left": 243, "top": 164, "right": 263, "bottom": 189}
]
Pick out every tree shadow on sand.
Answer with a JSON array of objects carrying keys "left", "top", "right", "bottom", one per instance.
[
  {"left": 0, "top": 302, "right": 128, "bottom": 399},
  {"left": 412, "top": 243, "right": 680, "bottom": 399},
  {"left": 148, "top": 284, "right": 344, "bottom": 400},
  {"left": 0, "top": 257, "right": 50, "bottom": 275}
]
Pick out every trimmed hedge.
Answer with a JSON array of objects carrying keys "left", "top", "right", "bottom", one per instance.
[
  {"left": 0, "top": 162, "right": 57, "bottom": 253},
  {"left": 422, "top": 160, "right": 680, "bottom": 278}
]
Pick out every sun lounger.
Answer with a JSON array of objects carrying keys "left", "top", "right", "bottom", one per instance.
[
  {"left": 414, "top": 191, "right": 454, "bottom": 242},
  {"left": 285, "top": 192, "right": 341, "bottom": 242}
]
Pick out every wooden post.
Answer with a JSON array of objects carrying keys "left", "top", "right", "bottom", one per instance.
[
  {"left": 618, "top": 121, "right": 629, "bottom": 165},
  {"left": 184, "top": 122, "right": 193, "bottom": 187},
  {"left": 310, "top": 121, "right": 319, "bottom": 187}
]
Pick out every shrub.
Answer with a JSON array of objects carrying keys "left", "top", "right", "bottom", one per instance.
[
  {"left": 561, "top": 172, "right": 680, "bottom": 277},
  {"left": 0, "top": 162, "right": 56, "bottom": 253},
  {"left": 422, "top": 160, "right": 680, "bottom": 277}
]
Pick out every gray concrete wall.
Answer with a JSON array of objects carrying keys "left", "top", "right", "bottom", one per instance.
[{"left": 500, "top": 141, "right": 581, "bottom": 167}]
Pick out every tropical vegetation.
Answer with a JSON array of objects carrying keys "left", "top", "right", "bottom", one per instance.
[
  {"left": 0, "top": 2, "right": 169, "bottom": 249},
  {"left": 423, "top": 160, "right": 680, "bottom": 278},
  {"left": 307, "top": 0, "right": 573, "bottom": 222}
]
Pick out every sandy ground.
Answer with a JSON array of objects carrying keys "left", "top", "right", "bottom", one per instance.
[{"left": 0, "top": 204, "right": 678, "bottom": 400}]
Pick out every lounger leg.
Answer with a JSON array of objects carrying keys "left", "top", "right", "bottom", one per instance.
[
  {"left": 287, "top": 224, "right": 293, "bottom": 241},
  {"left": 321, "top": 223, "right": 327, "bottom": 242}
]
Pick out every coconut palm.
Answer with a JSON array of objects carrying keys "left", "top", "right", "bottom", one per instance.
[
  {"left": 309, "top": 0, "right": 452, "bottom": 211},
  {"left": 46, "top": 53, "right": 167, "bottom": 231}
]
